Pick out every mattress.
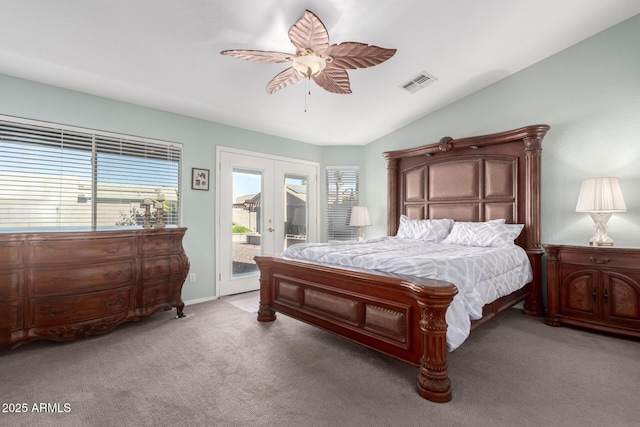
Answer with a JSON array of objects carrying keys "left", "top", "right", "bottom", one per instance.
[{"left": 282, "top": 237, "right": 533, "bottom": 351}]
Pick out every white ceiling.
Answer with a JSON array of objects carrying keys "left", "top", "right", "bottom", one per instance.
[{"left": 1, "top": 1, "right": 639, "bottom": 146}]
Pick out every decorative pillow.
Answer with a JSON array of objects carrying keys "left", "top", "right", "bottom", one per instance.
[
  {"left": 486, "top": 218, "right": 507, "bottom": 224},
  {"left": 396, "top": 215, "right": 454, "bottom": 242},
  {"left": 442, "top": 222, "right": 524, "bottom": 247}
]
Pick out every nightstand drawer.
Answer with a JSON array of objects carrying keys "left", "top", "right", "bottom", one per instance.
[{"left": 558, "top": 248, "right": 640, "bottom": 270}]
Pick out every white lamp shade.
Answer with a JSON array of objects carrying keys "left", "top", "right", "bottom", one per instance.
[
  {"left": 576, "top": 177, "right": 627, "bottom": 213},
  {"left": 349, "top": 206, "right": 372, "bottom": 227}
]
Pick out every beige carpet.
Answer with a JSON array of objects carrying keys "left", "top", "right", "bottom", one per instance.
[{"left": 1, "top": 298, "right": 638, "bottom": 427}]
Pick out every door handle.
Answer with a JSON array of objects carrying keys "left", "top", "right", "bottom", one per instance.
[{"left": 267, "top": 227, "right": 274, "bottom": 232}]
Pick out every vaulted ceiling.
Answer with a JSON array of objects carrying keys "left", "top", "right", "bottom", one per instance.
[{"left": 1, "top": 1, "right": 639, "bottom": 145}]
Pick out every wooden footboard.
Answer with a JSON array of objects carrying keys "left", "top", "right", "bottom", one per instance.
[{"left": 255, "top": 256, "right": 458, "bottom": 403}]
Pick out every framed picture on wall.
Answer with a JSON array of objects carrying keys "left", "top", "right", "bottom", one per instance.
[{"left": 191, "top": 168, "right": 210, "bottom": 191}]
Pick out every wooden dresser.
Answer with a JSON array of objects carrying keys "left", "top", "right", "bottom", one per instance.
[
  {"left": 0, "top": 227, "right": 189, "bottom": 349},
  {"left": 544, "top": 244, "right": 640, "bottom": 338}
]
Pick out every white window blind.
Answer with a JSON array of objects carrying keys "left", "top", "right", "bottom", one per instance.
[
  {"left": 326, "top": 166, "right": 359, "bottom": 241},
  {"left": 0, "top": 116, "right": 182, "bottom": 230}
]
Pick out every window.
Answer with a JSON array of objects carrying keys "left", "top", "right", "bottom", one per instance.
[
  {"left": 0, "top": 115, "right": 182, "bottom": 230},
  {"left": 326, "top": 166, "right": 359, "bottom": 241}
]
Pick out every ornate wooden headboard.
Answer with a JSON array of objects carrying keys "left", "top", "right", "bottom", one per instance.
[{"left": 382, "top": 125, "right": 550, "bottom": 316}]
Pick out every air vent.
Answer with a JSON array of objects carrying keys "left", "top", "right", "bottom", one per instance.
[{"left": 400, "top": 71, "right": 438, "bottom": 94}]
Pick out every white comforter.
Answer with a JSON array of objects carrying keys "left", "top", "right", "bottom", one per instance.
[{"left": 282, "top": 237, "right": 533, "bottom": 351}]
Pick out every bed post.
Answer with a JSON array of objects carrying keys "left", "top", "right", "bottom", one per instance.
[
  {"left": 416, "top": 294, "right": 455, "bottom": 402},
  {"left": 255, "top": 256, "right": 276, "bottom": 322},
  {"left": 522, "top": 130, "right": 547, "bottom": 317},
  {"left": 386, "top": 158, "right": 399, "bottom": 236}
]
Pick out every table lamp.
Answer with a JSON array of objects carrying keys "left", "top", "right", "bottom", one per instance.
[
  {"left": 349, "top": 206, "right": 371, "bottom": 242},
  {"left": 575, "top": 177, "right": 626, "bottom": 246}
]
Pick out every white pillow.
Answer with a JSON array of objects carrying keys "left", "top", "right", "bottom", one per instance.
[
  {"left": 442, "top": 222, "right": 524, "bottom": 247},
  {"left": 396, "top": 215, "right": 454, "bottom": 242}
]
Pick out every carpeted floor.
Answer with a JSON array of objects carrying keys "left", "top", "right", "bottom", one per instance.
[{"left": 1, "top": 298, "right": 638, "bottom": 427}]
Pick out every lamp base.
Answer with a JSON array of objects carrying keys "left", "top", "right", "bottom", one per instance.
[
  {"left": 589, "top": 240, "right": 614, "bottom": 247},
  {"left": 588, "top": 212, "right": 615, "bottom": 246}
]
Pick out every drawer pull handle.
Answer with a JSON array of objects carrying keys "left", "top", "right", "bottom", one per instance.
[
  {"left": 103, "top": 296, "right": 124, "bottom": 309},
  {"left": 105, "top": 270, "right": 124, "bottom": 280},
  {"left": 44, "top": 307, "right": 70, "bottom": 317},
  {"left": 105, "top": 245, "right": 124, "bottom": 254},
  {"left": 47, "top": 277, "right": 70, "bottom": 286},
  {"left": 589, "top": 256, "right": 610, "bottom": 264}
]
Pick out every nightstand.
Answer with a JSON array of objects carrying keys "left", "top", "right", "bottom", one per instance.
[{"left": 544, "top": 244, "right": 640, "bottom": 338}]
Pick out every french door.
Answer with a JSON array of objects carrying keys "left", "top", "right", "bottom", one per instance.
[{"left": 216, "top": 147, "right": 318, "bottom": 296}]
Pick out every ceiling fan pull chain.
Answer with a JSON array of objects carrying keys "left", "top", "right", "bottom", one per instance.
[{"left": 304, "top": 77, "right": 310, "bottom": 112}]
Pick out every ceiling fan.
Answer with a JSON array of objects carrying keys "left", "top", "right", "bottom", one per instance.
[{"left": 220, "top": 10, "right": 396, "bottom": 95}]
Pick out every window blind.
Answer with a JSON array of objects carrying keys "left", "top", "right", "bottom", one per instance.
[
  {"left": 0, "top": 116, "right": 182, "bottom": 230},
  {"left": 326, "top": 166, "right": 359, "bottom": 241}
]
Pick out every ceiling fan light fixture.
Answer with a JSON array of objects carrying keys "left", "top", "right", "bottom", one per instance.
[
  {"left": 220, "top": 10, "right": 396, "bottom": 94},
  {"left": 292, "top": 54, "right": 326, "bottom": 78}
]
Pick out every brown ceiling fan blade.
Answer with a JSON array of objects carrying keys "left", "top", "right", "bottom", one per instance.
[
  {"left": 325, "top": 43, "right": 396, "bottom": 69},
  {"left": 288, "top": 10, "right": 329, "bottom": 55},
  {"left": 313, "top": 67, "right": 351, "bottom": 94},
  {"left": 220, "top": 50, "right": 293, "bottom": 63},
  {"left": 266, "top": 67, "right": 304, "bottom": 94}
]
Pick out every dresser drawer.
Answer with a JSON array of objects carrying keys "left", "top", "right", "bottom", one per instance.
[
  {"left": 0, "top": 241, "right": 23, "bottom": 267},
  {"left": 30, "top": 288, "right": 132, "bottom": 327},
  {"left": 142, "top": 233, "right": 181, "bottom": 254},
  {"left": 140, "top": 281, "right": 174, "bottom": 306},
  {"left": 29, "top": 260, "right": 135, "bottom": 297},
  {"left": 0, "top": 302, "right": 22, "bottom": 331},
  {"left": 0, "top": 270, "right": 23, "bottom": 299},
  {"left": 28, "top": 237, "right": 136, "bottom": 264},
  {"left": 141, "top": 255, "right": 184, "bottom": 281},
  {"left": 558, "top": 248, "right": 640, "bottom": 270}
]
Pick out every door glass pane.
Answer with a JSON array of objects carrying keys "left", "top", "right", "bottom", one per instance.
[
  {"left": 284, "top": 174, "right": 307, "bottom": 249},
  {"left": 232, "top": 168, "right": 262, "bottom": 278}
]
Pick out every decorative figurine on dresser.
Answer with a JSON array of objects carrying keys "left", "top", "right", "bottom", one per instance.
[
  {"left": 545, "top": 176, "right": 639, "bottom": 338},
  {"left": 0, "top": 195, "right": 189, "bottom": 350}
]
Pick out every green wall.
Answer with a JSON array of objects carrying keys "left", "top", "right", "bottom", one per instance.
[{"left": 363, "top": 14, "right": 640, "bottom": 248}]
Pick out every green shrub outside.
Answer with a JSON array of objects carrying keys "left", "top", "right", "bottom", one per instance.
[{"left": 232, "top": 224, "right": 253, "bottom": 233}]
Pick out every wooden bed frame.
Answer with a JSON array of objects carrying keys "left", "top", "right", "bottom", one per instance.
[{"left": 255, "top": 124, "right": 550, "bottom": 402}]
